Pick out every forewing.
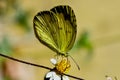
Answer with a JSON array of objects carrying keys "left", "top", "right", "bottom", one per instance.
[
  {"left": 33, "top": 11, "right": 60, "bottom": 53},
  {"left": 50, "top": 5, "right": 77, "bottom": 54}
]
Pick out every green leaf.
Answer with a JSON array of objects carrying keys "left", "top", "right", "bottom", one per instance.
[
  {"left": 0, "top": 36, "right": 13, "bottom": 56},
  {"left": 15, "top": 9, "right": 31, "bottom": 32},
  {"left": 74, "top": 31, "right": 93, "bottom": 54}
]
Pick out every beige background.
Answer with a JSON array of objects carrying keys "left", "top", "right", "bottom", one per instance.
[{"left": 0, "top": 0, "right": 120, "bottom": 80}]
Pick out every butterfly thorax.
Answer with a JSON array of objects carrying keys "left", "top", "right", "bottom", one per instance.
[{"left": 56, "top": 51, "right": 70, "bottom": 58}]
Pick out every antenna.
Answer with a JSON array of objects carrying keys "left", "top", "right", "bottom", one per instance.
[{"left": 69, "top": 55, "right": 80, "bottom": 70}]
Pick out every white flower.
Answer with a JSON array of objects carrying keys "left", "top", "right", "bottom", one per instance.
[
  {"left": 45, "top": 71, "right": 69, "bottom": 80},
  {"left": 44, "top": 58, "right": 70, "bottom": 80},
  {"left": 50, "top": 58, "right": 57, "bottom": 65}
]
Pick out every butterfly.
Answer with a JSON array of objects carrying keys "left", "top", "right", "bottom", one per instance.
[
  {"left": 33, "top": 5, "right": 77, "bottom": 57},
  {"left": 33, "top": 5, "right": 79, "bottom": 80}
]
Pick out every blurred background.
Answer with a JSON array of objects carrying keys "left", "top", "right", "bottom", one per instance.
[{"left": 0, "top": 0, "right": 120, "bottom": 80}]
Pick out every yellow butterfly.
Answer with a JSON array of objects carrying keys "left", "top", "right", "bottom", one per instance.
[{"left": 33, "top": 5, "right": 77, "bottom": 57}]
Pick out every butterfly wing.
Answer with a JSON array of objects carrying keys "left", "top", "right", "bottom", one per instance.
[
  {"left": 50, "top": 5, "right": 77, "bottom": 54},
  {"left": 33, "top": 11, "right": 60, "bottom": 53},
  {"left": 33, "top": 5, "right": 77, "bottom": 55}
]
